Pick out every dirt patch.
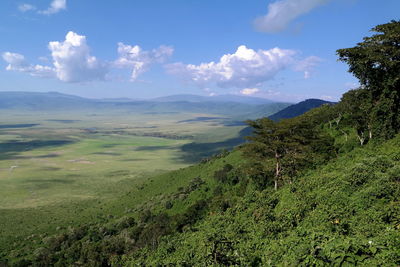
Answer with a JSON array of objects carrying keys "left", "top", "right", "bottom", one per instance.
[{"left": 67, "top": 159, "right": 95, "bottom": 164}]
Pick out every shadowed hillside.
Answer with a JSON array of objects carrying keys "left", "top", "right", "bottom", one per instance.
[{"left": 269, "top": 98, "right": 334, "bottom": 121}]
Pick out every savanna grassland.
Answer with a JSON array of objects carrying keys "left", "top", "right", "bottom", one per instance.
[{"left": 0, "top": 109, "right": 247, "bottom": 259}]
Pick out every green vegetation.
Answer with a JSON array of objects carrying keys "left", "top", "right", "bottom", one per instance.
[
  {"left": 244, "top": 113, "right": 334, "bottom": 190},
  {"left": 337, "top": 20, "right": 400, "bottom": 140},
  {"left": 1, "top": 20, "right": 400, "bottom": 266},
  {"left": 125, "top": 136, "right": 400, "bottom": 266}
]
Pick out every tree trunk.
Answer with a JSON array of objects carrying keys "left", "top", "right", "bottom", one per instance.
[
  {"left": 335, "top": 114, "right": 342, "bottom": 126},
  {"left": 339, "top": 129, "right": 348, "bottom": 141},
  {"left": 368, "top": 125, "right": 372, "bottom": 140},
  {"left": 275, "top": 152, "right": 281, "bottom": 191},
  {"left": 357, "top": 133, "right": 365, "bottom": 146}
]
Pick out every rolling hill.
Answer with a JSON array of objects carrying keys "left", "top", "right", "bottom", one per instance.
[{"left": 269, "top": 98, "right": 334, "bottom": 121}]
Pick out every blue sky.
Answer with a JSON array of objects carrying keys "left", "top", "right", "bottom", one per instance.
[{"left": 0, "top": 0, "right": 399, "bottom": 101}]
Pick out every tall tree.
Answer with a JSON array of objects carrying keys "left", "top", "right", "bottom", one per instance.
[
  {"left": 244, "top": 118, "right": 283, "bottom": 191},
  {"left": 244, "top": 116, "right": 334, "bottom": 190},
  {"left": 337, "top": 20, "right": 400, "bottom": 139},
  {"left": 339, "top": 88, "right": 373, "bottom": 145}
]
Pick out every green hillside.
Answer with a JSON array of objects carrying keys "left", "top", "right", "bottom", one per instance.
[{"left": 126, "top": 137, "right": 400, "bottom": 265}]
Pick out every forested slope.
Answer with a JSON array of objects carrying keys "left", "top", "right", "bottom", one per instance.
[{"left": 126, "top": 135, "right": 400, "bottom": 266}]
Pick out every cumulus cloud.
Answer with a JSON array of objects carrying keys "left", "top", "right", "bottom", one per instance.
[
  {"left": 3, "top": 52, "right": 26, "bottom": 69},
  {"left": 48, "top": 31, "right": 108, "bottom": 82},
  {"left": 39, "top": 0, "right": 67, "bottom": 15},
  {"left": 2, "top": 52, "right": 55, "bottom": 78},
  {"left": 293, "top": 55, "right": 322, "bottom": 79},
  {"left": 166, "top": 45, "right": 296, "bottom": 89},
  {"left": 114, "top": 43, "right": 173, "bottom": 81},
  {"left": 2, "top": 32, "right": 107, "bottom": 83},
  {"left": 2, "top": 32, "right": 172, "bottom": 83},
  {"left": 166, "top": 45, "right": 315, "bottom": 89},
  {"left": 18, "top": 4, "right": 36, "bottom": 12},
  {"left": 240, "top": 88, "right": 260, "bottom": 95},
  {"left": 254, "top": 0, "right": 330, "bottom": 33}
]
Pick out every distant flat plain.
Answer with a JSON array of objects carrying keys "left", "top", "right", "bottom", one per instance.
[{"left": 0, "top": 109, "right": 246, "bottom": 252}]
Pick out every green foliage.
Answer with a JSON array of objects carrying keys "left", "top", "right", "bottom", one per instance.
[
  {"left": 337, "top": 20, "right": 400, "bottom": 139},
  {"left": 126, "top": 135, "right": 400, "bottom": 266},
  {"left": 244, "top": 112, "right": 334, "bottom": 190},
  {"left": 338, "top": 88, "right": 373, "bottom": 145},
  {"left": 213, "top": 164, "right": 234, "bottom": 184}
]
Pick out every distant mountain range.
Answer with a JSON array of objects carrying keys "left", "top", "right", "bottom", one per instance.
[
  {"left": 151, "top": 94, "right": 275, "bottom": 105},
  {"left": 269, "top": 99, "right": 334, "bottom": 121},
  {"left": 0, "top": 91, "right": 334, "bottom": 121},
  {"left": 0, "top": 91, "right": 290, "bottom": 119}
]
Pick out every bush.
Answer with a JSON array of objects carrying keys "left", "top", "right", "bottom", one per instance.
[{"left": 165, "top": 201, "right": 173, "bottom": 209}]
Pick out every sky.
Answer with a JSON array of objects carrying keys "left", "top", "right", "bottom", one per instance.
[{"left": 0, "top": 0, "right": 399, "bottom": 102}]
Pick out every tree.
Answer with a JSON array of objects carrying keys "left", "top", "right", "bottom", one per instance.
[
  {"left": 244, "top": 116, "right": 334, "bottom": 190},
  {"left": 244, "top": 118, "right": 283, "bottom": 190},
  {"left": 337, "top": 20, "right": 400, "bottom": 139},
  {"left": 339, "top": 88, "right": 373, "bottom": 145}
]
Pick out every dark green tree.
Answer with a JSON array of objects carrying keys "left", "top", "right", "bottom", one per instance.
[
  {"left": 244, "top": 118, "right": 283, "bottom": 190},
  {"left": 337, "top": 20, "right": 400, "bottom": 139},
  {"left": 339, "top": 88, "right": 373, "bottom": 145},
  {"left": 244, "top": 116, "right": 334, "bottom": 190}
]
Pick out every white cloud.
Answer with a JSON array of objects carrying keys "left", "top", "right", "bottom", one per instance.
[
  {"left": 166, "top": 45, "right": 316, "bottom": 89},
  {"left": 2, "top": 52, "right": 55, "bottom": 78},
  {"left": 18, "top": 4, "right": 36, "bottom": 12},
  {"left": 114, "top": 43, "right": 173, "bottom": 81},
  {"left": 3, "top": 52, "right": 26, "bottom": 69},
  {"left": 254, "top": 0, "right": 330, "bottom": 33},
  {"left": 39, "top": 0, "right": 66, "bottom": 15},
  {"left": 166, "top": 45, "right": 296, "bottom": 89},
  {"left": 2, "top": 32, "right": 172, "bottom": 83},
  {"left": 2, "top": 32, "right": 107, "bottom": 83},
  {"left": 48, "top": 31, "right": 108, "bottom": 82},
  {"left": 293, "top": 55, "right": 322, "bottom": 79},
  {"left": 240, "top": 88, "right": 260, "bottom": 95}
]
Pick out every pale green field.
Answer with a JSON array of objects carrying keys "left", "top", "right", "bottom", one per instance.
[
  {"left": 0, "top": 110, "right": 245, "bottom": 210},
  {"left": 0, "top": 110, "right": 246, "bottom": 254}
]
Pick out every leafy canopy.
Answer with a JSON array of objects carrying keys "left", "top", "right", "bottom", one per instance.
[{"left": 337, "top": 20, "right": 400, "bottom": 139}]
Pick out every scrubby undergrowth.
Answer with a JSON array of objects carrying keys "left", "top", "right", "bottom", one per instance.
[{"left": 124, "top": 135, "right": 400, "bottom": 266}]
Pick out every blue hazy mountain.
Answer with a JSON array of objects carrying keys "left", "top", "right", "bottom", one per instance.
[
  {"left": 0, "top": 91, "right": 291, "bottom": 118},
  {"left": 269, "top": 99, "right": 334, "bottom": 121}
]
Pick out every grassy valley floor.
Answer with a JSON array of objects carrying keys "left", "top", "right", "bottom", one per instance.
[{"left": 0, "top": 110, "right": 247, "bottom": 259}]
